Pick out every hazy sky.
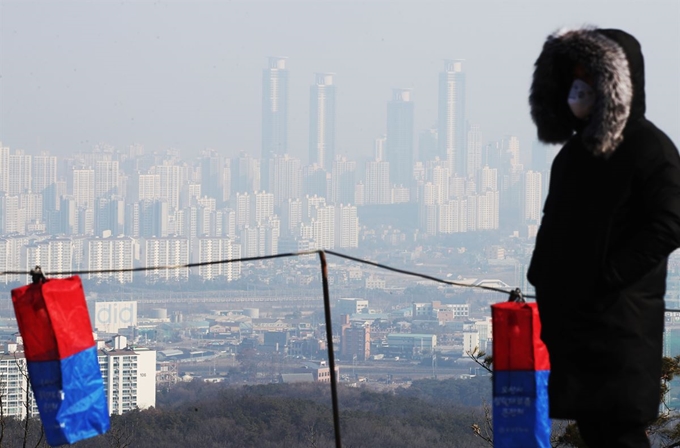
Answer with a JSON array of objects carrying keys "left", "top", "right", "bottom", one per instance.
[{"left": 1, "top": 0, "right": 678, "bottom": 161}]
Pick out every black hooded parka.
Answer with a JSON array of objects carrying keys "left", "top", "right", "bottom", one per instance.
[{"left": 527, "top": 28, "right": 680, "bottom": 422}]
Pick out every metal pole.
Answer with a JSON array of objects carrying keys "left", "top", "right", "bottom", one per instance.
[{"left": 319, "top": 250, "right": 342, "bottom": 448}]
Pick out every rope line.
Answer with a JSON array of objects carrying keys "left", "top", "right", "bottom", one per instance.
[
  {"left": 324, "top": 250, "right": 518, "bottom": 295},
  {"left": 0, "top": 250, "right": 319, "bottom": 277}
]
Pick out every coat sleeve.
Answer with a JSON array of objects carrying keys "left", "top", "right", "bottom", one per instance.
[{"left": 603, "top": 158, "right": 680, "bottom": 290}]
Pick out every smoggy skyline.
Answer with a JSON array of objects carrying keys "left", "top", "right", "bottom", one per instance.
[{"left": 1, "top": 0, "right": 678, "bottom": 160}]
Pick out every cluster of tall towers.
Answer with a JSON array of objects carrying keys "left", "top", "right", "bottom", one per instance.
[{"left": 260, "top": 57, "right": 467, "bottom": 187}]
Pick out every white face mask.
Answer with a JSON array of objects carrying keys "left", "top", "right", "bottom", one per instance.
[{"left": 567, "top": 79, "right": 596, "bottom": 120}]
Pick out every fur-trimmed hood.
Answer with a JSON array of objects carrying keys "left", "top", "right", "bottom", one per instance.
[{"left": 530, "top": 27, "right": 646, "bottom": 158}]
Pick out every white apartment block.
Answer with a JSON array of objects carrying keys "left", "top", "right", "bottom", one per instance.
[
  {"left": 0, "top": 352, "right": 39, "bottom": 419},
  {"left": 235, "top": 192, "right": 250, "bottom": 229},
  {"left": 0, "top": 194, "right": 21, "bottom": 234},
  {"left": 73, "top": 168, "right": 95, "bottom": 209},
  {"left": 252, "top": 191, "right": 274, "bottom": 225},
  {"left": 137, "top": 173, "right": 161, "bottom": 201},
  {"left": 311, "top": 205, "right": 335, "bottom": 250},
  {"left": 195, "top": 237, "right": 241, "bottom": 281},
  {"left": 271, "top": 155, "right": 302, "bottom": 207},
  {"left": 477, "top": 190, "right": 500, "bottom": 230},
  {"left": 86, "top": 236, "right": 135, "bottom": 283},
  {"left": 281, "top": 198, "right": 302, "bottom": 236},
  {"left": 143, "top": 237, "right": 189, "bottom": 281},
  {"left": 8, "top": 151, "right": 31, "bottom": 196},
  {"left": 98, "top": 344, "right": 156, "bottom": 415},
  {"left": 32, "top": 152, "right": 57, "bottom": 195},
  {"left": 24, "top": 237, "right": 74, "bottom": 278},
  {"left": 155, "top": 164, "right": 182, "bottom": 210},
  {"left": 524, "top": 170, "right": 543, "bottom": 224},
  {"left": 364, "top": 160, "right": 391, "bottom": 205},
  {"left": 0, "top": 237, "right": 28, "bottom": 283},
  {"left": 95, "top": 160, "right": 120, "bottom": 198},
  {"left": 335, "top": 204, "right": 359, "bottom": 248}
]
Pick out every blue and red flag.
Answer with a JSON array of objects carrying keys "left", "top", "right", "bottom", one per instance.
[
  {"left": 492, "top": 300, "right": 551, "bottom": 448},
  {"left": 11, "top": 275, "right": 109, "bottom": 446}
]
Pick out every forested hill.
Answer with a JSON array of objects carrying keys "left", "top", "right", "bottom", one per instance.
[{"left": 70, "top": 378, "right": 492, "bottom": 448}]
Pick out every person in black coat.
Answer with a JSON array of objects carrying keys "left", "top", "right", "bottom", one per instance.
[{"left": 527, "top": 27, "right": 680, "bottom": 447}]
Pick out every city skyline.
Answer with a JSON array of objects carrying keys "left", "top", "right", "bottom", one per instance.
[{"left": 1, "top": 2, "right": 677, "bottom": 160}]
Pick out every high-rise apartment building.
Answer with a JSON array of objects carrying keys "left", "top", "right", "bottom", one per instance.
[
  {"left": 143, "top": 237, "right": 189, "bottom": 281},
  {"left": 134, "top": 173, "right": 161, "bottom": 202},
  {"left": 235, "top": 192, "right": 251, "bottom": 229},
  {"left": 73, "top": 168, "right": 95, "bottom": 209},
  {"left": 155, "top": 164, "right": 182, "bottom": 210},
  {"left": 364, "top": 160, "right": 390, "bottom": 205},
  {"left": 86, "top": 236, "right": 135, "bottom": 283},
  {"left": 386, "top": 89, "right": 414, "bottom": 188},
  {"left": 195, "top": 237, "right": 241, "bottom": 281},
  {"left": 0, "top": 194, "right": 20, "bottom": 234},
  {"left": 270, "top": 155, "right": 301, "bottom": 207},
  {"left": 335, "top": 204, "right": 359, "bottom": 249},
  {"left": 342, "top": 321, "right": 371, "bottom": 362},
  {"left": 8, "top": 150, "right": 31, "bottom": 195},
  {"left": 309, "top": 73, "right": 336, "bottom": 169},
  {"left": 23, "top": 237, "right": 73, "bottom": 277},
  {"left": 281, "top": 198, "right": 302, "bottom": 236},
  {"left": 262, "top": 57, "right": 289, "bottom": 160},
  {"left": 252, "top": 191, "right": 274, "bottom": 226},
  {"left": 97, "top": 341, "right": 156, "bottom": 416},
  {"left": 311, "top": 205, "right": 335, "bottom": 250},
  {"left": 0, "top": 350, "right": 39, "bottom": 418},
  {"left": 261, "top": 57, "right": 288, "bottom": 190},
  {"left": 438, "top": 60, "right": 466, "bottom": 175},
  {"left": 94, "top": 160, "right": 120, "bottom": 198},
  {"left": 523, "top": 170, "right": 543, "bottom": 224},
  {"left": 32, "top": 152, "right": 58, "bottom": 210},
  {"left": 0, "top": 236, "right": 28, "bottom": 284}
]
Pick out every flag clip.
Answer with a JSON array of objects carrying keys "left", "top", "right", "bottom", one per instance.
[
  {"left": 508, "top": 288, "right": 525, "bottom": 303},
  {"left": 30, "top": 266, "right": 46, "bottom": 284}
]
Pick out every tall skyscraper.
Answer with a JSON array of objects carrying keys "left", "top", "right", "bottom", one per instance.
[
  {"left": 438, "top": 60, "right": 466, "bottom": 175},
  {"left": 262, "top": 57, "right": 289, "bottom": 160},
  {"left": 309, "top": 73, "right": 336, "bottom": 170},
  {"left": 386, "top": 88, "right": 414, "bottom": 188}
]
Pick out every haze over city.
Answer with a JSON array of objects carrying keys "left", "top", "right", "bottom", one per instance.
[
  {"left": 1, "top": 1, "right": 678, "bottom": 159},
  {"left": 0, "top": 1, "right": 679, "bottom": 447}
]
